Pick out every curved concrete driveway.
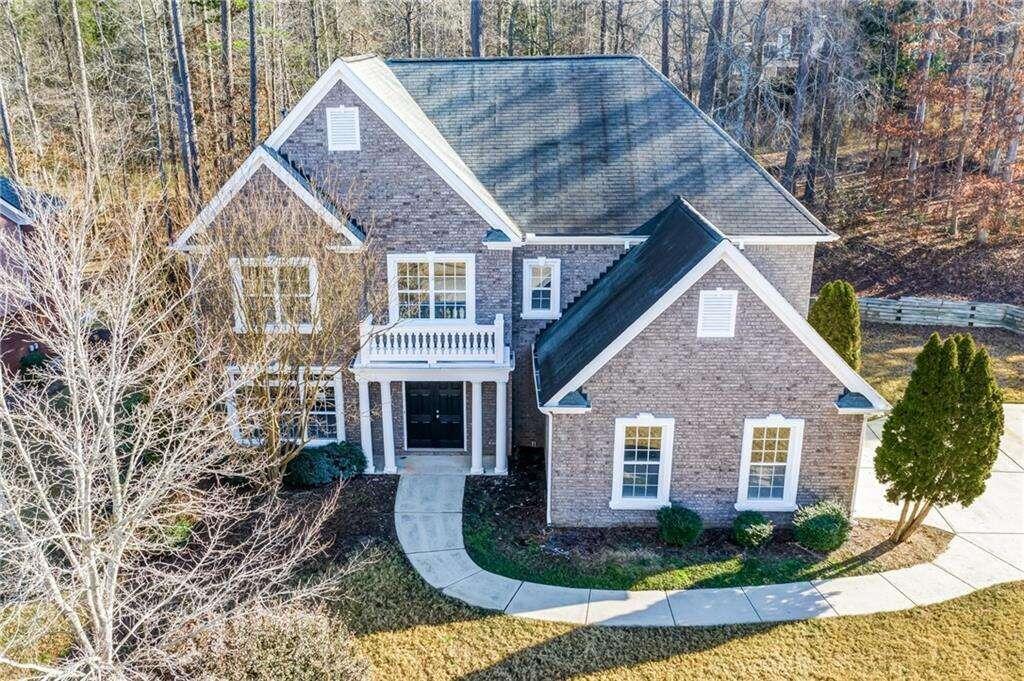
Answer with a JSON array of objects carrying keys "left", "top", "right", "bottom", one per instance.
[{"left": 394, "top": 406, "right": 1024, "bottom": 626}]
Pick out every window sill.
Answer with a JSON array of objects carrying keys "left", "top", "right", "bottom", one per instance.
[
  {"left": 609, "top": 498, "right": 670, "bottom": 511},
  {"left": 734, "top": 500, "right": 797, "bottom": 513},
  {"left": 521, "top": 311, "right": 560, "bottom": 320}
]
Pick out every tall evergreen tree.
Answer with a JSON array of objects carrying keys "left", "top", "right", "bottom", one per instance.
[
  {"left": 875, "top": 333, "right": 1003, "bottom": 542},
  {"left": 808, "top": 280, "right": 861, "bottom": 370}
]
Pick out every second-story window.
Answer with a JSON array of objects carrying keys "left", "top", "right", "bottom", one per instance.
[
  {"left": 229, "top": 256, "right": 318, "bottom": 334},
  {"left": 522, "top": 257, "right": 561, "bottom": 319},
  {"left": 388, "top": 254, "right": 476, "bottom": 322}
]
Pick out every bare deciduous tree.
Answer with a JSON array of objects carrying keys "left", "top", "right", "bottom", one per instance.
[{"left": 0, "top": 193, "right": 353, "bottom": 678}]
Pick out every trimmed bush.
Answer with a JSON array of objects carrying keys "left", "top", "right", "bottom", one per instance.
[
  {"left": 793, "top": 501, "right": 851, "bottom": 552},
  {"left": 285, "top": 442, "right": 366, "bottom": 487},
  {"left": 732, "top": 511, "right": 773, "bottom": 549},
  {"left": 182, "top": 606, "right": 370, "bottom": 681},
  {"left": 656, "top": 504, "right": 703, "bottom": 547}
]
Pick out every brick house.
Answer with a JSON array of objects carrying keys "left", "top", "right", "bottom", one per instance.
[
  {"left": 174, "top": 55, "right": 888, "bottom": 527},
  {"left": 0, "top": 177, "right": 61, "bottom": 374}
]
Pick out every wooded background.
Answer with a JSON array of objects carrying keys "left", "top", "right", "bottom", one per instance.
[{"left": 0, "top": 0, "right": 1021, "bottom": 258}]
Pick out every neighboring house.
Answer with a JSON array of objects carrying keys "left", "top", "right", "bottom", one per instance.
[
  {"left": 0, "top": 177, "right": 60, "bottom": 374},
  {"left": 175, "top": 55, "right": 888, "bottom": 527}
]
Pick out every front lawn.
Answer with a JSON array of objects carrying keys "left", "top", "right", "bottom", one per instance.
[
  {"left": 861, "top": 322, "right": 1024, "bottom": 404},
  {"left": 463, "top": 456, "right": 950, "bottom": 591},
  {"left": 339, "top": 544, "right": 1024, "bottom": 680}
]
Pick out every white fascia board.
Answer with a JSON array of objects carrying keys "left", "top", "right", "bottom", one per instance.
[
  {"left": 265, "top": 58, "right": 524, "bottom": 245},
  {"left": 728, "top": 233, "right": 838, "bottom": 246},
  {"left": 543, "top": 240, "right": 889, "bottom": 412},
  {"left": 524, "top": 234, "right": 647, "bottom": 247},
  {"left": 0, "top": 199, "right": 32, "bottom": 226},
  {"left": 836, "top": 405, "right": 887, "bottom": 415},
  {"left": 171, "top": 146, "right": 359, "bottom": 251}
]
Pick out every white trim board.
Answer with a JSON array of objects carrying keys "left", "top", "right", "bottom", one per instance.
[
  {"left": 542, "top": 240, "right": 889, "bottom": 412},
  {"left": 171, "top": 146, "right": 361, "bottom": 251},
  {"left": 0, "top": 198, "right": 32, "bottom": 226},
  {"left": 264, "top": 57, "right": 523, "bottom": 245}
]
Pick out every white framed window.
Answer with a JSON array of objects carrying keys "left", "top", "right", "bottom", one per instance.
[
  {"left": 736, "top": 414, "right": 804, "bottom": 512},
  {"left": 522, "top": 257, "right": 561, "bottom": 319},
  {"left": 326, "top": 106, "right": 360, "bottom": 151},
  {"left": 696, "top": 289, "right": 738, "bottom": 338},
  {"left": 229, "top": 257, "right": 319, "bottom": 334},
  {"left": 386, "top": 253, "right": 475, "bottom": 323},
  {"left": 226, "top": 366, "right": 345, "bottom": 447},
  {"left": 610, "top": 414, "right": 674, "bottom": 510}
]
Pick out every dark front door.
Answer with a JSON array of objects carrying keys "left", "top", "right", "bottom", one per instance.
[{"left": 405, "top": 382, "right": 465, "bottom": 449}]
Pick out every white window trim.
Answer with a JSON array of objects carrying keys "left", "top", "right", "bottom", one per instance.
[
  {"left": 735, "top": 414, "right": 804, "bottom": 512},
  {"left": 386, "top": 253, "right": 476, "bottom": 324},
  {"left": 521, "top": 257, "right": 561, "bottom": 320},
  {"left": 696, "top": 288, "right": 738, "bottom": 338},
  {"left": 609, "top": 414, "right": 674, "bottom": 510},
  {"left": 229, "top": 256, "right": 319, "bottom": 335},
  {"left": 226, "top": 366, "right": 345, "bottom": 447},
  {"left": 325, "top": 106, "right": 361, "bottom": 151}
]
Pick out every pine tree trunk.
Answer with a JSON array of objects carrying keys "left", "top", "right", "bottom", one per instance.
[
  {"left": 68, "top": 0, "right": 100, "bottom": 180},
  {"left": 507, "top": 0, "right": 516, "bottom": 56},
  {"left": 660, "top": 0, "right": 670, "bottom": 76},
  {"left": 614, "top": 0, "right": 624, "bottom": 53},
  {"left": 169, "top": 0, "right": 201, "bottom": 202},
  {"left": 697, "top": 0, "right": 724, "bottom": 114},
  {"left": 248, "top": 0, "right": 258, "bottom": 147},
  {"left": 599, "top": 0, "right": 607, "bottom": 54},
  {"left": 744, "top": 0, "right": 770, "bottom": 147},
  {"left": 202, "top": 9, "right": 219, "bottom": 153},
  {"left": 221, "top": 0, "right": 235, "bottom": 153},
  {"left": 3, "top": 2, "right": 41, "bottom": 156},
  {"left": 782, "top": 21, "right": 816, "bottom": 192},
  {"left": 470, "top": 0, "right": 483, "bottom": 57},
  {"left": 308, "top": 0, "right": 321, "bottom": 75},
  {"left": 681, "top": 0, "right": 693, "bottom": 97},
  {"left": 137, "top": 0, "right": 172, "bottom": 241},
  {"left": 0, "top": 79, "right": 18, "bottom": 179}
]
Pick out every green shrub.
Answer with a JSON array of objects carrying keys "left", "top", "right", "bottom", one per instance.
[
  {"left": 285, "top": 442, "right": 366, "bottom": 487},
  {"left": 163, "top": 515, "right": 196, "bottom": 548},
  {"left": 18, "top": 349, "right": 46, "bottom": 374},
  {"left": 732, "top": 511, "right": 773, "bottom": 549},
  {"left": 656, "top": 504, "right": 703, "bottom": 546},
  {"left": 793, "top": 501, "right": 851, "bottom": 552},
  {"left": 181, "top": 606, "right": 370, "bottom": 681},
  {"left": 808, "top": 280, "right": 861, "bottom": 370}
]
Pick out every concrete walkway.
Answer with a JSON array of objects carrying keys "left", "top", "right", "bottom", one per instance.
[{"left": 394, "top": 405, "right": 1024, "bottom": 627}]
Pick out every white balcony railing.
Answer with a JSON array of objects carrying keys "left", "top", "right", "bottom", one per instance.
[{"left": 358, "top": 314, "right": 507, "bottom": 365}]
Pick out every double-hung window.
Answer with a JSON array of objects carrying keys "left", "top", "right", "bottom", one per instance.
[
  {"left": 610, "top": 414, "right": 674, "bottom": 510},
  {"left": 387, "top": 254, "right": 475, "bottom": 322},
  {"left": 229, "top": 257, "right": 318, "bottom": 334},
  {"left": 522, "top": 258, "right": 561, "bottom": 319},
  {"left": 226, "top": 367, "right": 345, "bottom": 447},
  {"left": 736, "top": 415, "right": 804, "bottom": 511}
]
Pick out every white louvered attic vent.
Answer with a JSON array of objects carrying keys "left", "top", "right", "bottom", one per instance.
[
  {"left": 326, "top": 107, "right": 360, "bottom": 151},
  {"left": 696, "top": 289, "right": 738, "bottom": 338}
]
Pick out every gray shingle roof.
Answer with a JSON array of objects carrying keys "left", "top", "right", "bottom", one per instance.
[
  {"left": 262, "top": 146, "right": 366, "bottom": 241},
  {"left": 534, "top": 198, "right": 724, "bottom": 405},
  {"left": 388, "top": 55, "right": 829, "bottom": 238}
]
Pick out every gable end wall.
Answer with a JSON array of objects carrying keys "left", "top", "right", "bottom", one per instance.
[{"left": 548, "top": 260, "right": 862, "bottom": 527}]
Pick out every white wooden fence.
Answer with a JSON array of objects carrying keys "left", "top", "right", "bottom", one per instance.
[{"left": 859, "top": 296, "right": 1024, "bottom": 335}]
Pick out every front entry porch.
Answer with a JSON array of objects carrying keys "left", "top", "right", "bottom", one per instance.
[{"left": 350, "top": 363, "right": 512, "bottom": 476}]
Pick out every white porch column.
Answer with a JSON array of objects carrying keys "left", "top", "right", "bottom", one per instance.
[
  {"left": 380, "top": 380, "right": 397, "bottom": 474},
  {"left": 494, "top": 380, "right": 508, "bottom": 475},
  {"left": 470, "top": 380, "right": 483, "bottom": 474},
  {"left": 357, "top": 379, "right": 374, "bottom": 473}
]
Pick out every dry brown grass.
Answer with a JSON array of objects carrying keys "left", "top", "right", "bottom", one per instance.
[
  {"left": 339, "top": 545, "right": 1024, "bottom": 681},
  {"left": 861, "top": 323, "right": 1024, "bottom": 404}
]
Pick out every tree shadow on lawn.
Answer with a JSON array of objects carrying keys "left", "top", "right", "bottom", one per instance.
[{"left": 334, "top": 544, "right": 787, "bottom": 681}]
